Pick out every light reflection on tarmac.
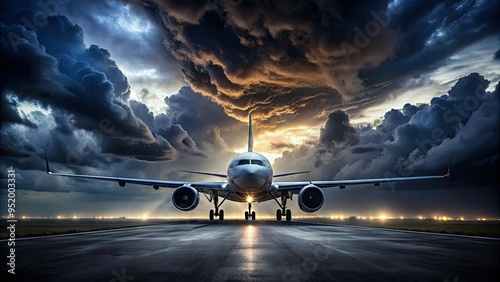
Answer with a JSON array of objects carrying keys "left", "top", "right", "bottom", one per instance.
[{"left": 1, "top": 220, "right": 498, "bottom": 281}]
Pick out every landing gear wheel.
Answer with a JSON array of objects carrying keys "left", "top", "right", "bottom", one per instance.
[
  {"left": 209, "top": 209, "right": 214, "bottom": 221},
  {"left": 286, "top": 209, "right": 292, "bottom": 222},
  {"left": 271, "top": 191, "right": 291, "bottom": 222},
  {"left": 251, "top": 211, "right": 256, "bottom": 220},
  {"left": 245, "top": 211, "right": 249, "bottom": 220},
  {"left": 219, "top": 210, "right": 224, "bottom": 220}
]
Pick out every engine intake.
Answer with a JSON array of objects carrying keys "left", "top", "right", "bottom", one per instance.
[
  {"left": 172, "top": 185, "right": 199, "bottom": 211},
  {"left": 298, "top": 184, "right": 325, "bottom": 212}
]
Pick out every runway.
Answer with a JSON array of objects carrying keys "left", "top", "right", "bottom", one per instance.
[{"left": 1, "top": 220, "right": 499, "bottom": 281}]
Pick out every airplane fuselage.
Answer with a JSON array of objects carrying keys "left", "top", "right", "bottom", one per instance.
[{"left": 225, "top": 152, "right": 274, "bottom": 202}]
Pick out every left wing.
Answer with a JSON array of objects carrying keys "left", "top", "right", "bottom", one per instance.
[{"left": 45, "top": 155, "right": 228, "bottom": 191}]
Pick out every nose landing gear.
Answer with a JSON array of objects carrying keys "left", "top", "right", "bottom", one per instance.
[{"left": 245, "top": 202, "right": 256, "bottom": 220}]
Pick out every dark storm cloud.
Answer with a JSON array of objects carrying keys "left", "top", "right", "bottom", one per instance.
[
  {"left": 163, "top": 86, "right": 244, "bottom": 148},
  {"left": 350, "top": 146, "right": 380, "bottom": 154},
  {"left": 158, "top": 124, "right": 205, "bottom": 156},
  {"left": 0, "top": 18, "right": 148, "bottom": 139},
  {"left": 146, "top": 0, "right": 399, "bottom": 125},
  {"left": 78, "top": 44, "right": 131, "bottom": 100},
  {"left": 140, "top": 0, "right": 498, "bottom": 127},
  {"left": 52, "top": 108, "right": 75, "bottom": 135},
  {"left": 270, "top": 142, "right": 297, "bottom": 151},
  {"left": 0, "top": 5, "right": 208, "bottom": 165},
  {"left": 275, "top": 73, "right": 499, "bottom": 189},
  {"left": 272, "top": 73, "right": 499, "bottom": 216},
  {"left": 0, "top": 125, "right": 37, "bottom": 158},
  {"left": 130, "top": 100, "right": 155, "bottom": 129},
  {"left": 359, "top": 0, "right": 500, "bottom": 87},
  {"left": 378, "top": 104, "right": 425, "bottom": 135},
  {"left": 55, "top": 0, "right": 185, "bottom": 87},
  {"left": 130, "top": 85, "right": 241, "bottom": 155},
  {"left": 101, "top": 135, "right": 178, "bottom": 161},
  {"left": 320, "top": 110, "right": 359, "bottom": 146},
  {"left": 0, "top": 94, "right": 36, "bottom": 127}
]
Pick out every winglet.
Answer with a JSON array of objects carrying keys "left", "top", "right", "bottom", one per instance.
[
  {"left": 444, "top": 155, "right": 453, "bottom": 179},
  {"left": 248, "top": 114, "right": 253, "bottom": 152},
  {"left": 45, "top": 154, "right": 52, "bottom": 174}
]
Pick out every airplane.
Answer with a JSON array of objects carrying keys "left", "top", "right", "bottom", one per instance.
[{"left": 45, "top": 115, "right": 451, "bottom": 221}]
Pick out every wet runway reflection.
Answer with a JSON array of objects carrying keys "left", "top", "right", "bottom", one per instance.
[{"left": 3, "top": 220, "right": 498, "bottom": 281}]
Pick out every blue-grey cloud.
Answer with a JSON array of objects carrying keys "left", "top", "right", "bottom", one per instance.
[
  {"left": 0, "top": 7, "right": 205, "bottom": 165},
  {"left": 274, "top": 73, "right": 499, "bottom": 215}
]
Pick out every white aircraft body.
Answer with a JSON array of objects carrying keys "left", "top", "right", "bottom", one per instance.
[{"left": 46, "top": 116, "right": 450, "bottom": 221}]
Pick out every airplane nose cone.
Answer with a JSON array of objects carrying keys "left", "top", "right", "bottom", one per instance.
[
  {"left": 234, "top": 167, "right": 267, "bottom": 191},
  {"left": 241, "top": 174, "right": 265, "bottom": 188}
]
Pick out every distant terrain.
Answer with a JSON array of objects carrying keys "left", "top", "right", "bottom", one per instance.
[
  {"left": 303, "top": 217, "right": 500, "bottom": 238},
  {"left": 1, "top": 217, "right": 499, "bottom": 239},
  {"left": 0, "top": 218, "right": 174, "bottom": 239}
]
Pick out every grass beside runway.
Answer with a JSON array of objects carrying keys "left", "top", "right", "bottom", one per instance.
[
  {"left": 301, "top": 217, "right": 500, "bottom": 238},
  {"left": 0, "top": 218, "right": 177, "bottom": 239}
]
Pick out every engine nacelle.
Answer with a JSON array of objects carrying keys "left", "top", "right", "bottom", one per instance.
[
  {"left": 172, "top": 185, "right": 199, "bottom": 211},
  {"left": 298, "top": 184, "right": 325, "bottom": 213}
]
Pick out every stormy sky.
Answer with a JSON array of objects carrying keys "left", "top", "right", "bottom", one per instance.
[{"left": 1, "top": 0, "right": 499, "bottom": 219}]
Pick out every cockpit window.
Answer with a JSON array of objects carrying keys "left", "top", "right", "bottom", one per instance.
[
  {"left": 237, "top": 159, "right": 266, "bottom": 166},
  {"left": 238, "top": 159, "right": 250, "bottom": 165},
  {"left": 251, "top": 160, "right": 264, "bottom": 166}
]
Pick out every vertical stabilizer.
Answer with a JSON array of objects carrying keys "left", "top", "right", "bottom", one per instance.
[{"left": 248, "top": 115, "right": 253, "bottom": 152}]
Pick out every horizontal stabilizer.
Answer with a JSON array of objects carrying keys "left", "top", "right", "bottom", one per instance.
[
  {"left": 273, "top": 171, "right": 310, "bottom": 178},
  {"left": 181, "top": 170, "right": 227, "bottom": 179}
]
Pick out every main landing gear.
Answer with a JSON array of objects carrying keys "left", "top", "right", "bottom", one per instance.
[
  {"left": 270, "top": 191, "right": 292, "bottom": 221},
  {"left": 207, "top": 191, "right": 229, "bottom": 221},
  {"left": 245, "top": 202, "right": 256, "bottom": 220}
]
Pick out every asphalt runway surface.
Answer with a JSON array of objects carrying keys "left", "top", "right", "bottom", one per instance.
[{"left": 1, "top": 220, "right": 499, "bottom": 281}]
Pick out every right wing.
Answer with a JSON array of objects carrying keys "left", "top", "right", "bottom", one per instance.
[
  {"left": 275, "top": 156, "right": 453, "bottom": 192},
  {"left": 45, "top": 155, "right": 228, "bottom": 192},
  {"left": 274, "top": 174, "right": 449, "bottom": 192}
]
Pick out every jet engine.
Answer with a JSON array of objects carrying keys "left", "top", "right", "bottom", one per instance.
[
  {"left": 298, "top": 184, "right": 325, "bottom": 212},
  {"left": 172, "top": 185, "right": 199, "bottom": 211}
]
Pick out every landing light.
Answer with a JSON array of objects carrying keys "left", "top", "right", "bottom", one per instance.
[{"left": 246, "top": 196, "right": 253, "bottom": 203}]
